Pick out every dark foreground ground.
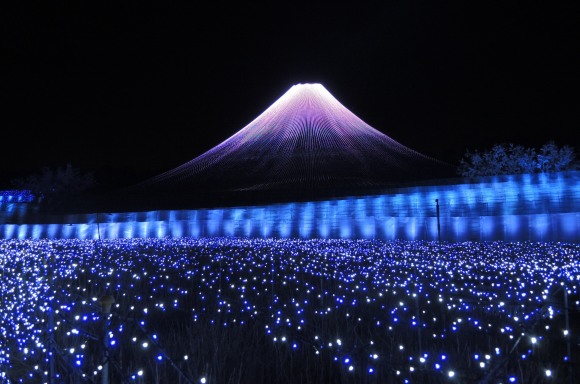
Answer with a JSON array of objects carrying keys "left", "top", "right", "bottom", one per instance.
[{"left": 1, "top": 237, "right": 579, "bottom": 383}]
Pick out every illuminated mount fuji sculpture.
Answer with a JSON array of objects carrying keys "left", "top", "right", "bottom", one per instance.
[{"left": 130, "top": 83, "right": 456, "bottom": 208}]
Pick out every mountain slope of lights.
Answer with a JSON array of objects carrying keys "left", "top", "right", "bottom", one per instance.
[
  {"left": 1, "top": 238, "right": 579, "bottom": 383},
  {"left": 136, "top": 83, "right": 455, "bottom": 194}
]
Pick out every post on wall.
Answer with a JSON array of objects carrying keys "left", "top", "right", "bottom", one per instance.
[{"left": 435, "top": 199, "right": 441, "bottom": 242}]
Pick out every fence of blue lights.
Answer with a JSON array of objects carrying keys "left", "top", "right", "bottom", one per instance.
[{"left": 1, "top": 171, "right": 578, "bottom": 242}]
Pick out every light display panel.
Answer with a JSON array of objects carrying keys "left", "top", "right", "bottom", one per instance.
[{"left": 1, "top": 171, "right": 578, "bottom": 242}]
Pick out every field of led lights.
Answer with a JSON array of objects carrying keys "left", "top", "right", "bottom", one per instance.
[{"left": 1, "top": 238, "right": 579, "bottom": 383}]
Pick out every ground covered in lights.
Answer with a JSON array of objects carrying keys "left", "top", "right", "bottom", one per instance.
[{"left": 1, "top": 238, "right": 579, "bottom": 384}]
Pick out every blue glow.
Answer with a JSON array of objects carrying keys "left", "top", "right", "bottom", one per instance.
[
  {"left": 0, "top": 190, "right": 35, "bottom": 203},
  {"left": 2, "top": 171, "right": 577, "bottom": 241},
  {"left": 1, "top": 237, "right": 576, "bottom": 382}
]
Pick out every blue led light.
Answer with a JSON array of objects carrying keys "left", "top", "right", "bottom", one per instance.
[{"left": 0, "top": 237, "right": 578, "bottom": 382}]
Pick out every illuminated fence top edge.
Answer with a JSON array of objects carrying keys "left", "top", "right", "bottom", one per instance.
[
  {"left": 0, "top": 190, "right": 35, "bottom": 204},
  {"left": 0, "top": 170, "right": 578, "bottom": 242}
]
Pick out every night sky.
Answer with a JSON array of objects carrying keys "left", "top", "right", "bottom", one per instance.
[{"left": 2, "top": 2, "right": 578, "bottom": 189}]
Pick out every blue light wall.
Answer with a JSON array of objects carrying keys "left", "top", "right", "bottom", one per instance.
[{"left": 1, "top": 171, "right": 578, "bottom": 242}]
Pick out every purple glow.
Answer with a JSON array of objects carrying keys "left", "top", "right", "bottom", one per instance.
[{"left": 137, "top": 83, "right": 453, "bottom": 192}]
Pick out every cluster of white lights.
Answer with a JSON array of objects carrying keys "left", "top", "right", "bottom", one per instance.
[{"left": 0, "top": 237, "right": 578, "bottom": 383}]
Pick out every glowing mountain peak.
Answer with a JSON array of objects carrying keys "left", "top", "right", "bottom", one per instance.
[{"left": 138, "top": 83, "right": 455, "bottom": 196}]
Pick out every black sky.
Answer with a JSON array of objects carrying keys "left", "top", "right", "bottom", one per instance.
[{"left": 1, "top": 2, "right": 578, "bottom": 189}]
